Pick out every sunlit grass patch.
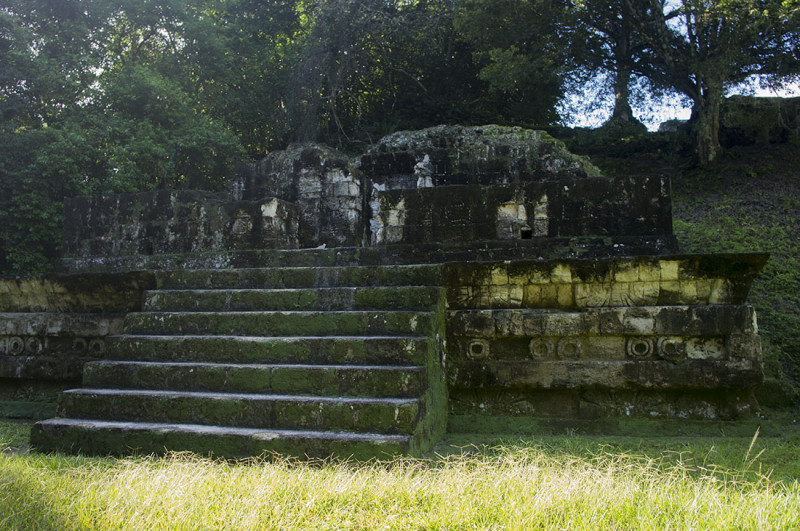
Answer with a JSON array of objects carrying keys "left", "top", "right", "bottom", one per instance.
[{"left": 1, "top": 426, "right": 799, "bottom": 530}]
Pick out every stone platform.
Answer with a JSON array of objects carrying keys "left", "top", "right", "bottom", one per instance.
[{"left": 6, "top": 125, "right": 768, "bottom": 458}]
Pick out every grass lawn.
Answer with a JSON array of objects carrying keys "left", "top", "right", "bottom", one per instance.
[{"left": 2, "top": 420, "right": 799, "bottom": 529}]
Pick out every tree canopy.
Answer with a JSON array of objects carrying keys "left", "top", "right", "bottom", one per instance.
[{"left": 626, "top": 0, "right": 800, "bottom": 162}]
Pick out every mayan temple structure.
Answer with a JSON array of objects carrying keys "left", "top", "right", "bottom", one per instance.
[{"left": 0, "top": 125, "right": 766, "bottom": 458}]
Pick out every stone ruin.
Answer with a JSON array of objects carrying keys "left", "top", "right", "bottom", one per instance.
[{"left": 0, "top": 125, "right": 767, "bottom": 458}]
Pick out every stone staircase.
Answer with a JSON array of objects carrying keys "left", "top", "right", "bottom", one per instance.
[{"left": 31, "top": 263, "right": 447, "bottom": 459}]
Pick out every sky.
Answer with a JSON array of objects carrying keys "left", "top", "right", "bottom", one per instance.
[
  {"left": 561, "top": 73, "right": 800, "bottom": 131},
  {"left": 560, "top": 83, "right": 800, "bottom": 131}
]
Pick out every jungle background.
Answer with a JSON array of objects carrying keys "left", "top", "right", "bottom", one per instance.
[{"left": 1, "top": 0, "right": 799, "bottom": 403}]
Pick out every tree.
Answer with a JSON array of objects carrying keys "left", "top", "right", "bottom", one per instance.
[
  {"left": 627, "top": 0, "right": 800, "bottom": 162},
  {"left": 0, "top": 0, "right": 109, "bottom": 273},
  {"left": 286, "top": 0, "right": 474, "bottom": 147},
  {"left": 567, "top": 0, "right": 658, "bottom": 126},
  {"left": 284, "top": 0, "right": 571, "bottom": 147},
  {"left": 0, "top": 0, "right": 247, "bottom": 273},
  {"left": 455, "top": 0, "right": 569, "bottom": 127},
  {"left": 188, "top": 0, "right": 303, "bottom": 154},
  {"left": 96, "top": 63, "right": 245, "bottom": 191}
]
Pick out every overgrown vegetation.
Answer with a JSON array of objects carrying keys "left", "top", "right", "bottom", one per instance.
[{"left": 2, "top": 420, "right": 799, "bottom": 529}]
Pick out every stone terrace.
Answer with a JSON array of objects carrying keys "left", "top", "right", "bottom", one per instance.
[{"left": 0, "top": 125, "right": 766, "bottom": 458}]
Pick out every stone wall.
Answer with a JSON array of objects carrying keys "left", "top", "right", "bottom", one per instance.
[
  {"left": 233, "top": 144, "right": 365, "bottom": 248},
  {"left": 0, "top": 272, "right": 154, "bottom": 418},
  {"left": 444, "top": 254, "right": 767, "bottom": 421},
  {"left": 373, "top": 176, "right": 671, "bottom": 245},
  {"left": 28, "top": 124, "right": 769, "bottom": 429},
  {"left": 720, "top": 96, "right": 800, "bottom": 146},
  {"left": 361, "top": 125, "right": 617, "bottom": 247},
  {"left": 62, "top": 127, "right": 633, "bottom": 267},
  {"left": 359, "top": 125, "right": 603, "bottom": 187},
  {"left": 63, "top": 191, "right": 299, "bottom": 269}
]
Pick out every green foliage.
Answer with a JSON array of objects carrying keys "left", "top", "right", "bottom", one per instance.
[
  {"left": 182, "top": 0, "right": 301, "bottom": 155},
  {"left": 0, "top": 0, "right": 248, "bottom": 274},
  {"left": 98, "top": 65, "right": 245, "bottom": 191},
  {"left": 455, "top": 0, "right": 565, "bottom": 126},
  {"left": 284, "top": 0, "right": 570, "bottom": 148},
  {"left": 287, "top": 0, "right": 476, "bottom": 147},
  {"left": 0, "top": 126, "right": 92, "bottom": 274}
]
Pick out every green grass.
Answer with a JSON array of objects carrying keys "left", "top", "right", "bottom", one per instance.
[
  {"left": 2, "top": 421, "right": 800, "bottom": 529},
  {"left": 0, "top": 421, "right": 30, "bottom": 451}
]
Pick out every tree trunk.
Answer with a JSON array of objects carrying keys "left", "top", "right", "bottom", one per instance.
[
  {"left": 692, "top": 84, "right": 724, "bottom": 164},
  {"left": 611, "top": 14, "right": 634, "bottom": 124},
  {"left": 611, "top": 66, "right": 634, "bottom": 122}
]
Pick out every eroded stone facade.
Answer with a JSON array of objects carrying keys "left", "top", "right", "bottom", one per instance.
[
  {"left": 444, "top": 255, "right": 765, "bottom": 420},
  {"left": 5, "top": 125, "right": 770, "bottom": 454},
  {"left": 0, "top": 273, "right": 154, "bottom": 417}
]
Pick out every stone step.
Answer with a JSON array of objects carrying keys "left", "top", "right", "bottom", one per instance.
[
  {"left": 143, "top": 286, "right": 442, "bottom": 312},
  {"left": 58, "top": 389, "right": 419, "bottom": 434},
  {"left": 83, "top": 360, "right": 426, "bottom": 398},
  {"left": 123, "top": 311, "right": 436, "bottom": 337},
  {"left": 31, "top": 418, "right": 411, "bottom": 459},
  {"left": 105, "top": 335, "right": 431, "bottom": 366},
  {"left": 155, "top": 264, "right": 442, "bottom": 290},
  {"left": 61, "top": 236, "right": 676, "bottom": 273}
]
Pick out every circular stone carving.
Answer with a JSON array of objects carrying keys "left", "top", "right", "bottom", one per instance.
[
  {"left": 25, "top": 337, "right": 43, "bottom": 354},
  {"left": 88, "top": 338, "right": 106, "bottom": 354},
  {"left": 557, "top": 338, "right": 582, "bottom": 360},
  {"left": 73, "top": 338, "right": 88, "bottom": 352},
  {"left": 657, "top": 337, "right": 685, "bottom": 361},
  {"left": 8, "top": 337, "right": 25, "bottom": 356},
  {"left": 626, "top": 337, "right": 653, "bottom": 359},
  {"left": 467, "top": 339, "right": 490, "bottom": 360},
  {"left": 529, "top": 338, "right": 555, "bottom": 360}
]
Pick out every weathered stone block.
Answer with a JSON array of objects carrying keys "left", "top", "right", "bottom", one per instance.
[
  {"left": 0, "top": 273, "right": 154, "bottom": 313},
  {"left": 615, "top": 263, "right": 640, "bottom": 283},
  {"left": 551, "top": 264, "right": 573, "bottom": 283},
  {"left": 360, "top": 125, "right": 603, "bottom": 187},
  {"left": 660, "top": 260, "right": 681, "bottom": 281},
  {"left": 708, "top": 279, "right": 733, "bottom": 304},
  {"left": 63, "top": 192, "right": 301, "bottom": 266},
  {"left": 574, "top": 282, "right": 612, "bottom": 307}
]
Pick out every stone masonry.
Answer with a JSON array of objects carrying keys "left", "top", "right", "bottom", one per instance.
[{"left": 13, "top": 125, "right": 767, "bottom": 458}]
